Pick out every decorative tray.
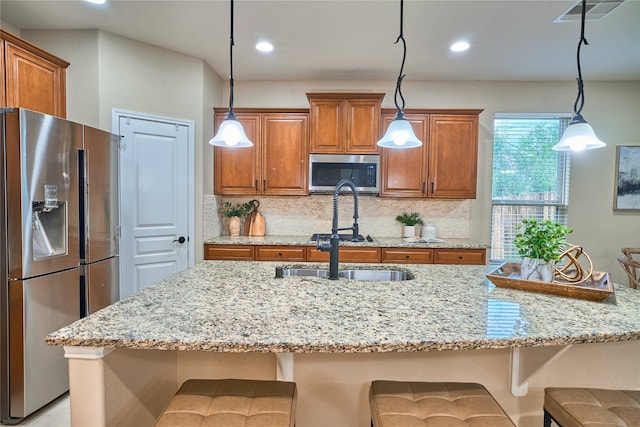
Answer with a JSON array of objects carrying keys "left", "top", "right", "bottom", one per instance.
[{"left": 486, "top": 262, "right": 613, "bottom": 301}]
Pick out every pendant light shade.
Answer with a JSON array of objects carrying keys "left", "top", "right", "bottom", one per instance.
[
  {"left": 553, "top": 114, "right": 605, "bottom": 152},
  {"left": 377, "top": 111, "right": 422, "bottom": 149},
  {"left": 552, "top": 0, "right": 604, "bottom": 152},
  {"left": 377, "top": 0, "right": 422, "bottom": 149},
  {"left": 209, "top": 0, "right": 253, "bottom": 148},
  {"left": 210, "top": 114, "right": 253, "bottom": 148}
]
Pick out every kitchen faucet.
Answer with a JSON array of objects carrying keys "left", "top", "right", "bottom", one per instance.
[{"left": 317, "top": 179, "right": 360, "bottom": 280}]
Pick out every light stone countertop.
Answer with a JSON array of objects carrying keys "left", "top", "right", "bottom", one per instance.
[
  {"left": 204, "top": 235, "right": 488, "bottom": 249},
  {"left": 47, "top": 261, "right": 640, "bottom": 353}
]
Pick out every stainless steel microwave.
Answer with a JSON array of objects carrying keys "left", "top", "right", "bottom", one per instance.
[{"left": 308, "top": 154, "right": 380, "bottom": 194}]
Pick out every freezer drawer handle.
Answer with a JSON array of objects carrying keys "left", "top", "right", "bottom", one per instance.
[{"left": 173, "top": 236, "right": 186, "bottom": 244}]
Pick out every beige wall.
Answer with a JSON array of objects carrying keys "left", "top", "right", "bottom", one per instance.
[
  {"left": 15, "top": 29, "right": 640, "bottom": 285},
  {"left": 221, "top": 80, "right": 640, "bottom": 285},
  {"left": 21, "top": 29, "right": 224, "bottom": 263}
]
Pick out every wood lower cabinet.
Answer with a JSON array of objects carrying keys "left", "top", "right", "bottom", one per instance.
[
  {"left": 205, "top": 244, "right": 485, "bottom": 265},
  {"left": 255, "top": 246, "right": 306, "bottom": 262},
  {"left": 433, "top": 249, "right": 486, "bottom": 265},
  {"left": 1, "top": 29, "right": 69, "bottom": 118},
  {"left": 214, "top": 109, "right": 308, "bottom": 196},
  {"left": 307, "top": 93, "right": 384, "bottom": 154},
  {"left": 305, "top": 247, "right": 381, "bottom": 263},
  {"left": 380, "top": 248, "right": 433, "bottom": 264},
  {"left": 205, "top": 244, "right": 254, "bottom": 261},
  {"left": 380, "top": 109, "right": 482, "bottom": 199}
]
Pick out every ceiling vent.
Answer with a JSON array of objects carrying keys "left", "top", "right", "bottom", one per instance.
[{"left": 555, "top": 0, "right": 626, "bottom": 22}]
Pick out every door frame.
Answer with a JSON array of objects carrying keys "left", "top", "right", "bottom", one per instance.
[{"left": 111, "top": 109, "right": 195, "bottom": 292}]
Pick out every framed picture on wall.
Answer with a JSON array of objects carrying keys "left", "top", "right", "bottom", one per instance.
[{"left": 614, "top": 145, "right": 640, "bottom": 211}]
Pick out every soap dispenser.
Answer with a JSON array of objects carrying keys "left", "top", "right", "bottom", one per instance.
[{"left": 422, "top": 222, "right": 436, "bottom": 240}]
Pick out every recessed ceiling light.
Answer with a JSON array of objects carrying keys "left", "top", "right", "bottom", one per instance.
[
  {"left": 84, "top": 0, "right": 106, "bottom": 4},
  {"left": 255, "top": 41, "right": 274, "bottom": 53},
  {"left": 450, "top": 41, "right": 470, "bottom": 52}
]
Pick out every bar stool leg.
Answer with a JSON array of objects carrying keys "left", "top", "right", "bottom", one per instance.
[{"left": 544, "top": 409, "right": 554, "bottom": 427}]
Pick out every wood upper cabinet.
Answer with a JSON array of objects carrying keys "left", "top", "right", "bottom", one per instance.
[
  {"left": 307, "top": 93, "right": 384, "bottom": 154},
  {"left": 213, "top": 109, "right": 308, "bottom": 196},
  {"left": 262, "top": 113, "right": 308, "bottom": 195},
  {"left": 380, "top": 109, "right": 482, "bottom": 199},
  {"left": 214, "top": 113, "right": 260, "bottom": 195},
  {"left": 1, "top": 29, "right": 69, "bottom": 118},
  {"left": 428, "top": 114, "right": 479, "bottom": 199},
  {"left": 379, "top": 113, "right": 429, "bottom": 197}
]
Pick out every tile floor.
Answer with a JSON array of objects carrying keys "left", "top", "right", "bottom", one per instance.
[{"left": 10, "top": 395, "right": 70, "bottom": 426}]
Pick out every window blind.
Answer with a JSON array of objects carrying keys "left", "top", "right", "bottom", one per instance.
[{"left": 490, "top": 115, "right": 571, "bottom": 261}]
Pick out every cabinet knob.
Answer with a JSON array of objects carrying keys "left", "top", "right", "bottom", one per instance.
[
  {"left": 405, "top": 255, "right": 410, "bottom": 259},
  {"left": 173, "top": 236, "right": 186, "bottom": 244}
]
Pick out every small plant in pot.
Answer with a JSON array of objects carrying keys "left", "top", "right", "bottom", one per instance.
[
  {"left": 218, "top": 201, "right": 255, "bottom": 236},
  {"left": 514, "top": 218, "right": 572, "bottom": 282},
  {"left": 395, "top": 212, "right": 424, "bottom": 238}
]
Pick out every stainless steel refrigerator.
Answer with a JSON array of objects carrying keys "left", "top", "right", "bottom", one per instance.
[
  {"left": 79, "top": 125, "right": 120, "bottom": 318},
  {"left": 0, "top": 108, "right": 120, "bottom": 423}
]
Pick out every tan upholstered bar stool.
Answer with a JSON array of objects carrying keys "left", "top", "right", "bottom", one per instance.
[
  {"left": 154, "top": 379, "right": 297, "bottom": 427},
  {"left": 544, "top": 387, "right": 640, "bottom": 427},
  {"left": 369, "top": 380, "right": 516, "bottom": 427}
]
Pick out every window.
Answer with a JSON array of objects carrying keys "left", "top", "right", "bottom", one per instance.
[{"left": 490, "top": 114, "right": 571, "bottom": 262}]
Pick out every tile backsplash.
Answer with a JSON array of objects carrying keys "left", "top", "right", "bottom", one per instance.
[{"left": 204, "top": 194, "right": 470, "bottom": 240}]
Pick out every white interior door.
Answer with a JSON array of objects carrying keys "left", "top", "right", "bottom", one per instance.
[{"left": 117, "top": 114, "right": 191, "bottom": 297}]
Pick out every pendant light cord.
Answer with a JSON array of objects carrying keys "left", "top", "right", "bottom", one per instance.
[
  {"left": 227, "top": 0, "right": 236, "bottom": 118},
  {"left": 393, "top": 0, "right": 407, "bottom": 114},
  {"left": 573, "top": 0, "right": 589, "bottom": 118}
]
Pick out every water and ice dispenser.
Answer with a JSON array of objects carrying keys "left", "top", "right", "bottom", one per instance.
[{"left": 31, "top": 184, "right": 67, "bottom": 260}]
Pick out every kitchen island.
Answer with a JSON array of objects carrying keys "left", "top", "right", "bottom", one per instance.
[{"left": 47, "top": 261, "right": 640, "bottom": 427}]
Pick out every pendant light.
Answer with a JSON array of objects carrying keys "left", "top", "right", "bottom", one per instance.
[
  {"left": 377, "top": 0, "right": 422, "bottom": 149},
  {"left": 209, "top": 0, "right": 253, "bottom": 148},
  {"left": 553, "top": 0, "right": 605, "bottom": 152}
]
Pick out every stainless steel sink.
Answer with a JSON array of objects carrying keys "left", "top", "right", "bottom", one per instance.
[
  {"left": 277, "top": 267, "right": 413, "bottom": 281},
  {"left": 337, "top": 269, "right": 413, "bottom": 281},
  {"left": 279, "top": 268, "right": 331, "bottom": 278}
]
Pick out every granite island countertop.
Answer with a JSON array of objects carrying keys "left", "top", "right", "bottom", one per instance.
[
  {"left": 47, "top": 261, "right": 640, "bottom": 353},
  {"left": 204, "top": 235, "right": 488, "bottom": 249}
]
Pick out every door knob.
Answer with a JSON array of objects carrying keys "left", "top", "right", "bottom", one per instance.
[{"left": 173, "top": 236, "right": 186, "bottom": 244}]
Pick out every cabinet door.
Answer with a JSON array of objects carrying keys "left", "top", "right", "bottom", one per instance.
[
  {"left": 0, "top": 42, "right": 5, "bottom": 109},
  {"left": 345, "top": 99, "right": 381, "bottom": 154},
  {"left": 379, "top": 114, "right": 429, "bottom": 197},
  {"left": 204, "top": 244, "right": 255, "bottom": 260},
  {"left": 433, "top": 249, "right": 486, "bottom": 265},
  {"left": 4, "top": 41, "right": 66, "bottom": 118},
  {"left": 309, "top": 98, "right": 343, "bottom": 153},
  {"left": 262, "top": 114, "right": 308, "bottom": 195},
  {"left": 381, "top": 248, "right": 433, "bottom": 264},
  {"left": 306, "top": 247, "right": 380, "bottom": 263},
  {"left": 428, "top": 115, "right": 478, "bottom": 199},
  {"left": 255, "top": 246, "right": 306, "bottom": 261},
  {"left": 213, "top": 113, "right": 260, "bottom": 195}
]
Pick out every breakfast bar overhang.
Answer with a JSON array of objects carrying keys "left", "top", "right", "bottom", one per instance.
[{"left": 47, "top": 261, "right": 640, "bottom": 427}]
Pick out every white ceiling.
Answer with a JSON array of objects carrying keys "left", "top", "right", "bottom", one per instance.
[{"left": 1, "top": 0, "right": 639, "bottom": 82}]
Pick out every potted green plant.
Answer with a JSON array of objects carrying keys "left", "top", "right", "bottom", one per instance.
[
  {"left": 395, "top": 211, "right": 424, "bottom": 238},
  {"left": 218, "top": 201, "right": 255, "bottom": 236},
  {"left": 514, "top": 218, "right": 572, "bottom": 282}
]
